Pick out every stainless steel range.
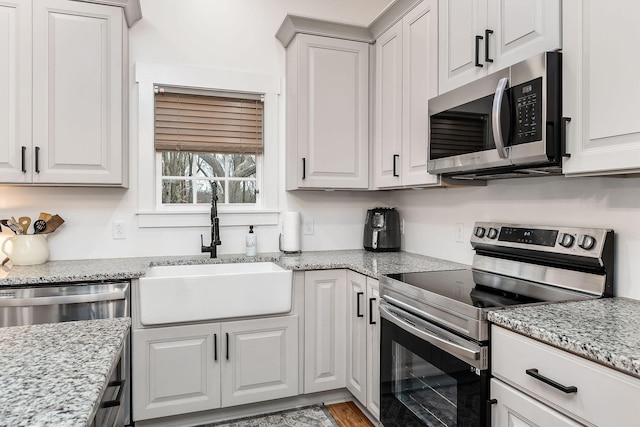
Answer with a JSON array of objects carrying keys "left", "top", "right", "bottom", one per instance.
[{"left": 379, "top": 222, "right": 614, "bottom": 427}]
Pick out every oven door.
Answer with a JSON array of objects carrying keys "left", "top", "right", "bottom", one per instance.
[{"left": 379, "top": 302, "right": 489, "bottom": 427}]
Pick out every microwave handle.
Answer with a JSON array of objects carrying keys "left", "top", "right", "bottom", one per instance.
[{"left": 492, "top": 77, "right": 509, "bottom": 159}]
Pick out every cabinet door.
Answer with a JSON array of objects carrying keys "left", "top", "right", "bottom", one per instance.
[
  {"left": 487, "top": 0, "right": 561, "bottom": 72},
  {"left": 365, "top": 277, "right": 380, "bottom": 420},
  {"left": 32, "top": 0, "right": 125, "bottom": 185},
  {"left": 345, "top": 270, "right": 367, "bottom": 404},
  {"left": 438, "top": 0, "right": 487, "bottom": 94},
  {"left": 221, "top": 316, "right": 299, "bottom": 407},
  {"left": 562, "top": 0, "right": 640, "bottom": 175},
  {"left": 402, "top": 0, "right": 440, "bottom": 187},
  {"left": 294, "top": 35, "right": 369, "bottom": 189},
  {"left": 374, "top": 20, "right": 403, "bottom": 189},
  {"left": 491, "top": 379, "right": 583, "bottom": 427},
  {"left": 304, "top": 269, "right": 347, "bottom": 393},
  {"left": 132, "top": 323, "right": 221, "bottom": 421},
  {"left": 0, "top": 0, "right": 31, "bottom": 183}
]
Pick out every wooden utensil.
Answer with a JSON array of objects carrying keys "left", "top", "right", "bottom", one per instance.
[
  {"left": 38, "top": 212, "right": 52, "bottom": 222},
  {"left": 33, "top": 220, "right": 47, "bottom": 234},
  {"left": 42, "top": 214, "right": 65, "bottom": 234},
  {"left": 18, "top": 217, "right": 31, "bottom": 234}
]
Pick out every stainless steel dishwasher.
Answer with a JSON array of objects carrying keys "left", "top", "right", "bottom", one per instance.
[{"left": 0, "top": 281, "right": 131, "bottom": 426}]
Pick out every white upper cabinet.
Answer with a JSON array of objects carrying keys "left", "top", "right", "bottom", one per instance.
[
  {"left": 438, "top": 0, "right": 561, "bottom": 94},
  {"left": 285, "top": 34, "right": 369, "bottom": 190},
  {"left": 562, "top": 0, "right": 640, "bottom": 176},
  {"left": 0, "top": 0, "right": 32, "bottom": 183},
  {"left": 0, "top": 0, "right": 128, "bottom": 186},
  {"left": 374, "top": 0, "right": 440, "bottom": 189}
]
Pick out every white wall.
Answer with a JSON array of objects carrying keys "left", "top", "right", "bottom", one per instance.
[
  {"left": 390, "top": 176, "right": 640, "bottom": 299},
  {"left": 0, "top": 0, "right": 393, "bottom": 260}
]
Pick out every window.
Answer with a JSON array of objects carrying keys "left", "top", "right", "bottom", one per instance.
[
  {"left": 135, "top": 63, "right": 280, "bottom": 228},
  {"left": 155, "top": 89, "right": 263, "bottom": 207}
]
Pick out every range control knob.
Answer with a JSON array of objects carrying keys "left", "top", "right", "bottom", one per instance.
[
  {"left": 487, "top": 228, "right": 499, "bottom": 239},
  {"left": 578, "top": 234, "right": 597, "bottom": 250},
  {"left": 558, "top": 233, "right": 575, "bottom": 248},
  {"left": 474, "top": 226, "right": 486, "bottom": 238}
]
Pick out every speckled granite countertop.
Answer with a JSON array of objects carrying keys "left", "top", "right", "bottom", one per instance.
[
  {"left": 0, "top": 318, "right": 130, "bottom": 426},
  {"left": 0, "top": 249, "right": 468, "bottom": 287},
  {"left": 488, "top": 298, "right": 640, "bottom": 379}
]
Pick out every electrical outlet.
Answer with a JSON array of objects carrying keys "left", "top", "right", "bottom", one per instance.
[
  {"left": 455, "top": 223, "right": 464, "bottom": 243},
  {"left": 401, "top": 219, "right": 405, "bottom": 235},
  {"left": 112, "top": 221, "right": 126, "bottom": 240},
  {"left": 303, "top": 217, "right": 314, "bottom": 235}
]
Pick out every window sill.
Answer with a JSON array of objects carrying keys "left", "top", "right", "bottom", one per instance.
[{"left": 137, "top": 210, "right": 280, "bottom": 228}]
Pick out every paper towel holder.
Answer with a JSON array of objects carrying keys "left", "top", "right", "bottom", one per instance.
[{"left": 279, "top": 233, "right": 301, "bottom": 255}]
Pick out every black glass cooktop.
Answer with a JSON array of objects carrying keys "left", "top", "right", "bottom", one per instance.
[{"left": 385, "top": 269, "right": 591, "bottom": 309}]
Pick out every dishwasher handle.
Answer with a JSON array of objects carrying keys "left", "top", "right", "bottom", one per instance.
[{"left": 0, "top": 285, "right": 127, "bottom": 307}]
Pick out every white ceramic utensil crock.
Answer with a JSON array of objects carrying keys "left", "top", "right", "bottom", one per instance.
[{"left": 1, "top": 234, "right": 49, "bottom": 266}]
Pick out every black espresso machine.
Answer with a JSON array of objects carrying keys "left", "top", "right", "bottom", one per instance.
[{"left": 363, "top": 207, "right": 401, "bottom": 252}]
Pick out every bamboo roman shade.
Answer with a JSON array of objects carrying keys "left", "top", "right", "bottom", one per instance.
[{"left": 154, "top": 89, "right": 264, "bottom": 154}]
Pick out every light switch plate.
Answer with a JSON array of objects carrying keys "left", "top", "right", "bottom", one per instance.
[
  {"left": 455, "top": 223, "right": 464, "bottom": 243},
  {"left": 303, "top": 217, "right": 314, "bottom": 235}
]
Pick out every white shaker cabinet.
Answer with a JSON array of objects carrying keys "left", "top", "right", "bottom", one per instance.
[
  {"left": 373, "top": 0, "right": 439, "bottom": 189},
  {"left": 345, "top": 271, "right": 380, "bottom": 421},
  {"left": 562, "top": 0, "right": 640, "bottom": 176},
  {"left": 438, "top": 0, "right": 561, "bottom": 94},
  {"left": 491, "top": 326, "right": 640, "bottom": 427},
  {"left": 491, "top": 379, "right": 582, "bottom": 427},
  {"left": 133, "top": 316, "right": 299, "bottom": 421},
  {"left": 303, "top": 269, "right": 347, "bottom": 393},
  {"left": 0, "top": 0, "right": 32, "bottom": 183},
  {"left": 285, "top": 34, "right": 369, "bottom": 190},
  {"left": 0, "top": 0, "right": 128, "bottom": 186},
  {"left": 365, "top": 277, "right": 380, "bottom": 420}
]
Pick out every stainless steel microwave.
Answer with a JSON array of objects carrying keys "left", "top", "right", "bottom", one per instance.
[{"left": 428, "top": 52, "right": 563, "bottom": 180}]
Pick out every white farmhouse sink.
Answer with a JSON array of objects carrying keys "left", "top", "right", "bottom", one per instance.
[{"left": 138, "top": 262, "right": 293, "bottom": 325}]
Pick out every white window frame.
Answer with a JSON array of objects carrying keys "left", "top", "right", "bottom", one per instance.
[{"left": 135, "top": 63, "right": 280, "bottom": 228}]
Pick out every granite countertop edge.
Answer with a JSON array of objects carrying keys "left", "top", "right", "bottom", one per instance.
[
  {"left": 488, "top": 298, "right": 640, "bottom": 380},
  {"left": 0, "top": 249, "right": 469, "bottom": 286}
]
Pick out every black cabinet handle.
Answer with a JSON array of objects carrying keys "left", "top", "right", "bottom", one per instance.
[
  {"left": 21, "top": 146, "right": 26, "bottom": 173},
  {"left": 356, "top": 292, "right": 364, "bottom": 317},
  {"left": 486, "top": 398, "right": 497, "bottom": 426},
  {"left": 561, "top": 117, "right": 572, "bottom": 158},
  {"left": 369, "top": 298, "right": 376, "bottom": 325},
  {"left": 214, "top": 333, "right": 218, "bottom": 361},
  {"left": 475, "top": 35, "right": 484, "bottom": 67},
  {"left": 302, "top": 157, "right": 306, "bottom": 180},
  {"left": 34, "top": 146, "right": 40, "bottom": 173},
  {"left": 226, "top": 332, "right": 229, "bottom": 360},
  {"left": 101, "top": 379, "right": 125, "bottom": 408},
  {"left": 526, "top": 368, "right": 577, "bottom": 393},
  {"left": 485, "top": 29, "right": 494, "bottom": 63},
  {"left": 392, "top": 154, "right": 399, "bottom": 177}
]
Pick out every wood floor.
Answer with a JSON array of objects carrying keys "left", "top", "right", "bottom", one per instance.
[{"left": 325, "top": 402, "right": 374, "bottom": 427}]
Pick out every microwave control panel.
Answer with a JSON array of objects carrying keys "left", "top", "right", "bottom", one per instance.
[{"left": 512, "top": 77, "right": 542, "bottom": 145}]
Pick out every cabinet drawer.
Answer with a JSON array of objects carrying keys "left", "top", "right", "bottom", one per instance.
[{"left": 491, "top": 325, "right": 640, "bottom": 426}]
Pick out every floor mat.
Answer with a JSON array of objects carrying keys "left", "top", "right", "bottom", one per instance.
[{"left": 204, "top": 404, "right": 340, "bottom": 427}]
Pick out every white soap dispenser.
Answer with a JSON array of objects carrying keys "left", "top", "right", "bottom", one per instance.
[{"left": 245, "top": 225, "right": 257, "bottom": 256}]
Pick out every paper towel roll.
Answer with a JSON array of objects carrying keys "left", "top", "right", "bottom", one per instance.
[{"left": 281, "top": 211, "right": 301, "bottom": 253}]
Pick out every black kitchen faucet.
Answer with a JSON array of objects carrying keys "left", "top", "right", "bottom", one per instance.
[{"left": 201, "top": 181, "right": 221, "bottom": 258}]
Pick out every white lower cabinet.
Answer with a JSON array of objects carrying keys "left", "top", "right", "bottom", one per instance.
[
  {"left": 133, "top": 316, "right": 298, "bottom": 422},
  {"left": 491, "top": 325, "right": 640, "bottom": 426},
  {"left": 491, "top": 379, "right": 582, "bottom": 427},
  {"left": 303, "top": 269, "right": 347, "bottom": 393},
  {"left": 346, "top": 271, "right": 380, "bottom": 420}
]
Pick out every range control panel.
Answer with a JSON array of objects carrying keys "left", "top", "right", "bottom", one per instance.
[{"left": 470, "top": 222, "right": 613, "bottom": 258}]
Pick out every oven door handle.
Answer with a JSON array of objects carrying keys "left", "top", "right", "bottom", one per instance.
[{"left": 380, "top": 303, "right": 486, "bottom": 368}]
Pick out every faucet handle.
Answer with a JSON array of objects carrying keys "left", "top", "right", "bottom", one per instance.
[{"left": 200, "top": 234, "right": 211, "bottom": 253}]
